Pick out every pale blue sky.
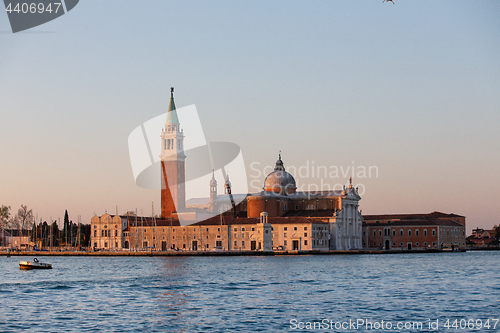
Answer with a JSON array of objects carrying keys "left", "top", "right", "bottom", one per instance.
[{"left": 1, "top": 1, "right": 499, "bottom": 233}]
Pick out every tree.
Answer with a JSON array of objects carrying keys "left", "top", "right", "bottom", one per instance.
[
  {"left": 50, "top": 220, "right": 60, "bottom": 247},
  {"left": 12, "top": 205, "right": 34, "bottom": 231},
  {"left": 63, "top": 210, "right": 69, "bottom": 246},
  {"left": 0, "top": 205, "right": 11, "bottom": 247}
]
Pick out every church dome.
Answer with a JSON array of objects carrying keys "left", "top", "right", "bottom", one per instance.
[{"left": 264, "top": 154, "right": 296, "bottom": 195}]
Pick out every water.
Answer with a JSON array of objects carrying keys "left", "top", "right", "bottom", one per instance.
[{"left": 1, "top": 252, "right": 499, "bottom": 332}]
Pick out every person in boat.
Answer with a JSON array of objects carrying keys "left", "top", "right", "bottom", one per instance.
[{"left": 34, "top": 258, "right": 39, "bottom": 263}]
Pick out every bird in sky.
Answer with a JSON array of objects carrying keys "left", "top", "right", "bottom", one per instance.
[{"left": 383, "top": 0, "right": 395, "bottom": 3}]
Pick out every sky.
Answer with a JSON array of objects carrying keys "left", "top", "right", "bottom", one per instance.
[{"left": 1, "top": 1, "right": 499, "bottom": 234}]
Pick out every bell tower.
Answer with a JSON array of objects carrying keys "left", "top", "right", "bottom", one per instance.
[
  {"left": 208, "top": 171, "right": 217, "bottom": 212},
  {"left": 160, "top": 87, "right": 186, "bottom": 218}
]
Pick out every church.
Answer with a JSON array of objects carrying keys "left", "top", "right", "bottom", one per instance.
[{"left": 90, "top": 88, "right": 365, "bottom": 251}]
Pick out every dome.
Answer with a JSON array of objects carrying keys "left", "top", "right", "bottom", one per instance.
[{"left": 263, "top": 154, "right": 296, "bottom": 195}]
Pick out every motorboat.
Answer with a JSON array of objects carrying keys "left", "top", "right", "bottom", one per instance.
[{"left": 19, "top": 258, "right": 52, "bottom": 270}]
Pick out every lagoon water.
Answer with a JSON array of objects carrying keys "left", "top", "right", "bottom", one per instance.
[{"left": 1, "top": 252, "right": 499, "bottom": 332}]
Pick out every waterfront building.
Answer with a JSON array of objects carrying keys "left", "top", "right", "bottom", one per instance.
[
  {"left": 2, "top": 229, "right": 31, "bottom": 249},
  {"left": 468, "top": 228, "right": 497, "bottom": 247},
  {"left": 362, "top": 212, "right": 466, "bottom": 250},
  {"left": 90, "top": 88, "right": 466, "bottom": 253},
  {"left": 90, "top": 213, "right": 128, "bottom": 250}
]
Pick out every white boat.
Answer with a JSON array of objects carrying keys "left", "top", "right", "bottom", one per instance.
[{"left": 19, "top": 258, "right": 52, "bottom": 270}]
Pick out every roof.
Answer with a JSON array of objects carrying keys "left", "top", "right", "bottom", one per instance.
[
  {"left": 283, "top": 209, "right": 336, "bottom": 218},
  {"left": 5, "top": 229, "right": 31, "bottom": 237},
  {"left": 363, "top": 217, "right": 464, "bottom": 228},
  {"left": 190, "top": 214, "right": 328, "bottom": 226},
  {"left": 363, "top": 211, "right": 465, "bottom": 221},
  {"left": 126, "top": 217, "right": 181, "bottom": 227},
  {"left": 165, "top": 88, "right": 179, "bottom": 125}
]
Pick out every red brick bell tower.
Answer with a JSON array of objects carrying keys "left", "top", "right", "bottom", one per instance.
[{"left": 160, "top": 87, "right": 186, "bottom": 218}]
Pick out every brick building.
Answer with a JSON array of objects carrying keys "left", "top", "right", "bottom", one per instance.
[{"left": 362, "top": 212, "right": 466, "bottom": 250}]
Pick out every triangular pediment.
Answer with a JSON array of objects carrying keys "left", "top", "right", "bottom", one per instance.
[{"left": 345, "top": 188, "right": 361, "bottom": 201}]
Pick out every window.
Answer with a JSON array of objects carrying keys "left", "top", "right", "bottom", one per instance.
[
  {"left": 143, "top": 241, "right": 147, "bottom": 247},
  {"left": 400, "top": 242, "right": 403, "bottom": 246},
  {"left": 173, "top": 236, "right": 175, "bottom": 240},
  {"left": 392, "top": 230, "right": 396, "bottom": 236},
  {"left": 424, "top": 242, "right": 427, "bottom": 247},
  {"left": 304, "top": 240, "right": 308, "bottom": 246},
  {"left": 206, "top": 228, "right": 209, "bottom": 231},
  {"left": 373, "top": 231, "right": 376, "bottom": 237},
  {"left": 432, "top": 229, "right": 436, "bottom": 236},
  {"left": 416, "top": 242, "right": 419, "bottom": 246},
  {"left": 294, "top": 227, "right": 297, "bottom": 231},
  {"left": 379, "top": 230, "right": 382, "bottom": 236},
  {"left": 284, "top": 227, "right": 287, "bottom": 231},
  {"left": 284, "top": 233, "right": 287, "bottom": 237},
  {"left": 234, "top": 228, "right": 237, "bottom": 231},
  {"left": 104, "top": 242, "right": 108, "bottom": 247},
  {"left": 304, "top": 227, "right": 307, "bottom": 231},
  {"left": 416, "top": 230, "right": 419, "bottom": 236},
  {"left": 115, "top": 242, "right": 118, "bottom": 248},
  {"left": 400, "top": 230, "right": 403, "bottom": 236},
  {"left": 424, "top": 229, "right": 427, "bottom": 236},
  {"left": 234, "top": 241, "right": 237, "bottom": 247},
  {"left": 242, "top": 241, "right": 245, "bottom": 247},
  {"left": 94, "top": 230, "right": 97, "bottom": 237},
  {"left": 183, "top": 244, "right": 186, "bottom": 248},
  {"left": 94, "top": 242, "right": 97, "bottom": 248},
  {"left": 295, "top": 205, "right": 299, "bottom": 210},
  {"left": 433, "top": 242, "right": 436, "bottom": 246},
  {"left": 242, "top": 228, "right": 245, "bottom": 231},
  {"left": 234, "top": 234, "right": 237, "bottom": 238},
  {"left": 265, "top": 230, "right": 269, "bottom": 233},
  {"left": 115, "top": 230, "right": 118, "bottom": 237},
  {"left": 252, "top": 227, "right": 255, "bottom": 231},
  {"left": 408, "top": 230, "right": 412, "bottom": 236},
  {"left": 217, "top": 228, "right": 220, "bottom": 232},
  {"left": 101, "top": 230, "right": 104, "bottom": 237},
  {"left": 363, "top": 231, "right": 365, "bottom": 236},
  {"left": 304, "top": 233, "right": 307, "bottom": 237},
  {"left": 241, "top": 233, "right": 244, "bottom": 238},
  {"left": 284, "top": 240, "right": 287, "bottom": 246}
]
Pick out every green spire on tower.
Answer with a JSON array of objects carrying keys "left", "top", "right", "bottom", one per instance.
[{"left": 166, "top": 87, "right": 180, "bottom": 125}]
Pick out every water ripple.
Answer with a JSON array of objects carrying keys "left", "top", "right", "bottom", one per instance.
[{"left": 1, "top": 252, "right": 499, "bottom": 332}]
